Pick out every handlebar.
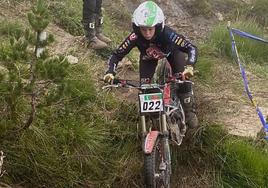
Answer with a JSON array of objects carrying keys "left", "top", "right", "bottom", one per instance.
[{"left": 101, "top": 76, "right": 193, "bottom": 90}]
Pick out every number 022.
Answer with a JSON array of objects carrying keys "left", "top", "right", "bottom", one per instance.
[{"left": 143, "top": 101, "right": 161, "bottom": 111}]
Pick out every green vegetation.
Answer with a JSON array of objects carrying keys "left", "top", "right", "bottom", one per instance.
[
  {"left": 0, "top": 21, "right": 24, "bottom": 39},
  {"left": 186, "top": 0, "right": 213, "bottom": 18},
  {"left": 49, "top": 0, "right": 83, "bottom": 36},
  {"left": 104, "top": 0, "right": 132, "bottom": 29},
  {"left": 196, "top": 44, "right": 217, "bottom": 84},
  {"left": 0, "top": 1, "right": 138, "bottom": 187},
  {"left": 1, "top": 0, "right": 268, "bottom": 187},
  {"left": 208, "top": 20, "right": 268, "bottom": 64},
  {"left": 199, "top": 5, "right": 268, "bottom": 187},
  {"left": 188, "top": 0, "right": 268, "bottom": 27},
  {"left": 248, "top": 0, "right": 268, "bottom": 27},
  {"left": 222, "top": 139, "right": 268, "bottom": 188}
]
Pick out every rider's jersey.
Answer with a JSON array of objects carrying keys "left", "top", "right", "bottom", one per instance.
[{"left": 107, "top": 26, "right": 197, "bottom": 74}]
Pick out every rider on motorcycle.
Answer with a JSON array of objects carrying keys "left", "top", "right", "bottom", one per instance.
[{"left": 103, "top": 1, "right": 198, "bottom": 128}]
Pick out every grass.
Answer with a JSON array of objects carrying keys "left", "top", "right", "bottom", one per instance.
[
  {"left": 104, "top": 0, "right": 132, "bottom": 29},
  {"left": 221, "top": 139, "right": 268, "bottom": 188},
  {"left": 247, "top": 63, "right": 268, "bottom": 78},
  {"left": 48, "top": 0, "right": 83, "bottom": 36},
  {"left": 195, "top": 43, "right": 218, "bottom": 84},
  {"left": 170, "top": 123, "right": 228, "bottom": 187},
  {"left": 0, "top": 20, "right": 24, "bottom": 38},
  {"left": 185, "top": 0, "right": 213, "bottom": 18},
  {"left": 1, "top": 0, "right": 268, "bottom": 187},
  {"left": 247, "top": 0, "right": 268, "bottom": 27},
  {"left": 0, "top": 2, "right": 139, "bottom": 186},
  {"left": 1, "top": 56, "right": 142, "bottom": 187},
  {"left": 208, "top": 19, "right": 268, "bottom": 65}
]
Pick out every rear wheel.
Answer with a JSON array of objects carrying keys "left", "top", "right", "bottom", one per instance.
[{"left": 144, "top": 136, "right": 171, "bottom": 188}]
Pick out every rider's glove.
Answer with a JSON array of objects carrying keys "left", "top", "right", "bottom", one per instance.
[
  {"left": 103, "top": 73, "right": 115, "bottom": 83},
  {"left": 182, "top": 65, "right": 194, "bottom": 79}
]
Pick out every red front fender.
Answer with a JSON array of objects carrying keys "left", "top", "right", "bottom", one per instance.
[{"left": 144, "top": 131, "right": 160, "bottom": 154}]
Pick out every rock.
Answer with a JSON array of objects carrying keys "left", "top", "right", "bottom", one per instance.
[
  {"left": 215, "top": 12, "right": 224, "bottom": 21},
  {"left": 66, "top": 55, "right": 79, "bottom": 64}
]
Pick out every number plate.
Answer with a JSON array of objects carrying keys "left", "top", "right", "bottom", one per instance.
[{"left": 139, "top": 93, "right": 164, "bottom": 113}]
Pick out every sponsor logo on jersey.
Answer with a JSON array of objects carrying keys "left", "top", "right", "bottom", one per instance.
[
  {"left": 117, "top": 47, "right": 125, "bottom": 53},
  {"left": 175, "top": 38, "right": 182, "bottom": 45},
  {"left": 129, "top": 33, "right": 137, "bottom": 41},
  {"left": 169, "top": 32, "right": 175, "bottom": 40},
  {"left": 189, "top": 49, "right": 196, "bottom": 62},
  {"left": 180, "top": 40, "right": 185, "bottom": 47},
  {"left": 172, "top": 35, "right": 177, "bottom": 42}
]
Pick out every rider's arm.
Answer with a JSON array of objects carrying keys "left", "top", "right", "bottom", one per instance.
[
  {"left": 106, "top": 32, "right": 138, "bottom": 74},
  {"left": 165, "top": 27, "right": 198, "bottom": 66}
]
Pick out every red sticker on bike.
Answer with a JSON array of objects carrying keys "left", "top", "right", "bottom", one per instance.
[{"left": 163, "top": 85, "right": 171, "bottom": 105}]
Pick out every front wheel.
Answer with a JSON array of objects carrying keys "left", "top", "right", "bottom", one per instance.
[{"left": 144, "top": 136, "right": 171, "bottom": 188}]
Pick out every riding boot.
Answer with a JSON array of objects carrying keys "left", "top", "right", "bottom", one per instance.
[
  {"left": 179, "top": 92, "right": 198, "bottom": 129},
  {"left": 95, "top": 16, "right": 112, "bottom": 43},
  {"left": 82, "top": 19, "right": 108, "bottom": 50},
  {"left": 176, "top": 82, "right": 198, "bottom": 129}
]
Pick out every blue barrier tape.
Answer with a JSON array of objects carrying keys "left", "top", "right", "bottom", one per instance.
[
  {"left": 231, "top": 28, "right": 268, "bottom": 44},
  {"left": 240, "top": 64, "right": 254, "bottom": 103},
  {"left": 228, "top": 26, "right": 268, "bottom": 139}
]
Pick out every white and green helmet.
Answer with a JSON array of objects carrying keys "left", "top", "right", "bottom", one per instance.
[{"left": 132, "top": 1, "right": 165, "bottom": 28}]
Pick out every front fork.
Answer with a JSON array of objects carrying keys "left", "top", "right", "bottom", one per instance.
[
  {"left": 140, "top": 113, "right": 168, "bottom": 135},
  {"left": 161, "top": 114, "right": 172, "bottom": 176},
  {"left": 141, "top": 115, "right": 147, "bottom": 136}
]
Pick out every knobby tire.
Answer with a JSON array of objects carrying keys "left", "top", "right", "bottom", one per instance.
[{"left": 144, "top": 137, "right": 171, "bottom": 188}]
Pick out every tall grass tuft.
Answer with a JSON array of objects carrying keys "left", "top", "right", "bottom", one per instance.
[
  {"left": 171, "top": 123, "right": 229, "bottom": 187},
  {"left": 48, "top": 0, "right": 83, "bottom": 36},
  {"left": 195, "top": 43, "right": 222, "bottom": 84},
  {"left": 0, "top": 21, "right": 24, "bottom": 38},
  {"left": 209, "top": 20, "right": 268, "bottom": 64},
  {"left": 221, "top": 139, "right": 268, "bottom": 188}
]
